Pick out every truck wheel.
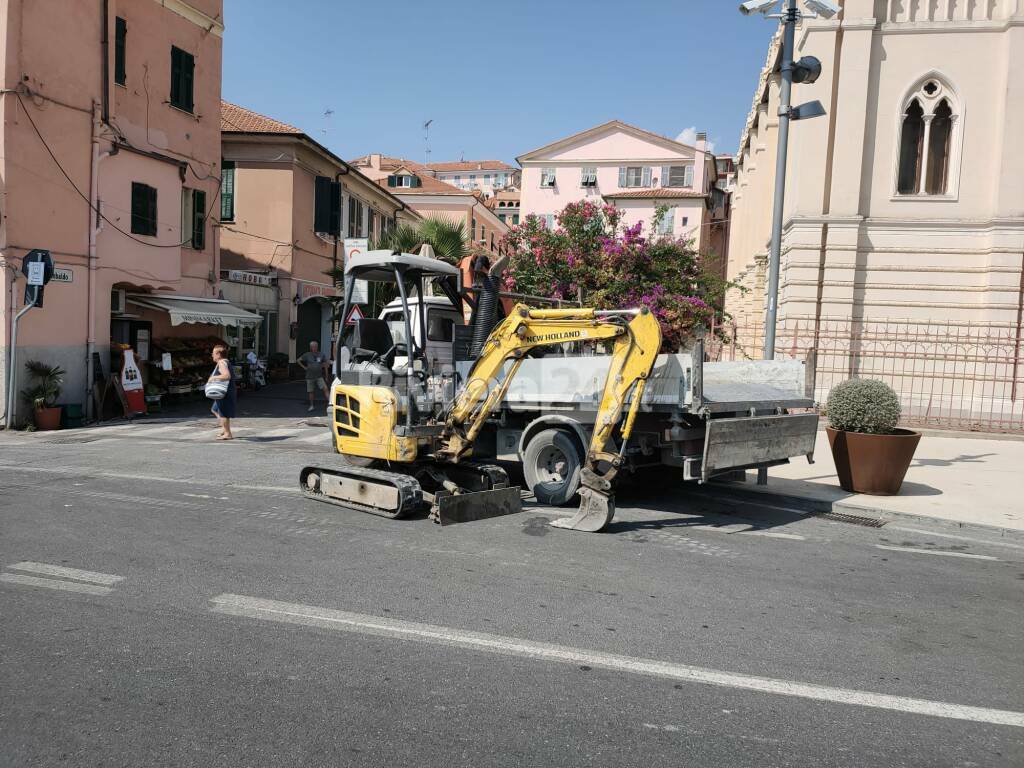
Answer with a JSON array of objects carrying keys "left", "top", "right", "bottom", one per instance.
[{"left": 523, "top": 429, "right": 583, "bottom": 506}]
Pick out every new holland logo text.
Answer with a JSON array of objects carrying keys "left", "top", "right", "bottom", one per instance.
[{"left": 526, "top": 330, "right": 582, "bottom": 342}]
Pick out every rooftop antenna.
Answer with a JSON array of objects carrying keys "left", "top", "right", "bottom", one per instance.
[
  {"left": 321, "top": 108, "right": 334, "bottom": 138},
  {"left": 423, "top": 119, "right": 433, "bottom": 165}
]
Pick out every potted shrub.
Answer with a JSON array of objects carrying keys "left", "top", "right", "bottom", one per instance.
[
  {"left": 20, "top": 360, "right": 65, "bottom": 431},
  {"left": 825, "top": 379, "right": 920, "bottom": 495}
]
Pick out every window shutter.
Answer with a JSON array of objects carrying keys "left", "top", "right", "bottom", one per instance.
[
  {"left": 192, "top": 189, "right": 206, "bottom": 249},
  {"left": 329, "top": 180, "right": 342, "bottom": 237},
  {"left": 684, "top": 164, "right": 694, "bottom": 188},
  {"left": 642, "top": 167, "right": 652, "bottom": 187},
  {"left": 146, "top": 185, "right": 158, "bottom": 236},
  {"left": 182, "top": 51, "right": 194, "bottom": 112},
  {"left": 618, "top": 167, "right": 626, "bottom": 187},
  {"left": 412, "top": 175, "right": 421, "bottom": 188},
  {"left": 661, "top": 166, "right": 670, "bottom": 187},
  {"left": 314, "top": 175, "right": 332, "bottom": 233},
  {"left": 114, "top": 17, "right": 127, "bottom": 85},
  {"left": 387, "top": 175, "right": 397, "bottom": 187},
  {"left": 220, "top": 161, "right": 235, "bottom": 221},
  {"left": 170, "top": 48, "right": 180, "bottom": 104}
]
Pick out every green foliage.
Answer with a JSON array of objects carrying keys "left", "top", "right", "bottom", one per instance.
[
  {"left": 501, "top": 201, "right": 731, "bottom": 350},
  {"left": 826, "top": 378, "right": 902, "bottom": 434},
  {"left": 21, "top": 359, "right": 65, "bottom": 409}
]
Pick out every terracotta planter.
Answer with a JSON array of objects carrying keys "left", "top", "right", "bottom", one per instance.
[
  {"left": 826, "top": 427, "right": 920, "bottom": 495},
  {"left": 33, "top": 406, "right": 63, "bottom": 431}
]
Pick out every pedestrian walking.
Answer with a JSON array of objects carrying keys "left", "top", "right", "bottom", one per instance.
[
  {"left": 298, "top": 340, "right": 330, "bottom": 412},
  {"left": 208, "top": 343, "right": 236, "bottom": 440}
]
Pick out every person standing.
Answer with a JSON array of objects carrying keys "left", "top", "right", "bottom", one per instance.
[
  {"left": 208, "top": 344, "right": 236, "bottom": 440},
  {"left": 298, "top": 340, "right": 330, "bottom": 412}
]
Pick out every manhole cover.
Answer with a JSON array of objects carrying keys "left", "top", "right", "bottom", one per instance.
[{"left": 815, "top": 511, "right": 886, "bottom": 528}]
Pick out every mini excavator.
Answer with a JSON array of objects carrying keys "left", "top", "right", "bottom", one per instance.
[{"left": 299, "top": 250, "right": 661, "bottom": 532}]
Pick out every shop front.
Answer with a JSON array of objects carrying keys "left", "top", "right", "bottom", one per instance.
[
  {"left": 219, "top": 270, "right": 280, "bottom": 361},
  {"left": 110, "top": 294, "right": 261, "bottom": 408},
  {"left": 294, "top": 280, "right": 339, "bottom": 360}
]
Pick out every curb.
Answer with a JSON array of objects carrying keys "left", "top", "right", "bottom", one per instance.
[{"left": 689, "top": 484, "right": 1024, "bottom": 541}]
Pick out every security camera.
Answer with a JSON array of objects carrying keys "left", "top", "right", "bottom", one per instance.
[
  {"left": 739, "top": 0, "right": 778, "bottom": 15},
  {"left": 803, "top": 0, "right": 840, "bottom": 18}
]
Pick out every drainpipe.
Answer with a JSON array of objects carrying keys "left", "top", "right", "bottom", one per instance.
[
  {"left": 87, "top": 103, "right": 113, "bottom": 421},
  {"left": 4, "top": 293, "right": 38, "bottom": 430},
  {"left": 331, "top": 167, "right": 350, "bottom": 280}
]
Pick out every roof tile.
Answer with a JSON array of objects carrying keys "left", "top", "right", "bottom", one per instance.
[{"left": 221, "top": 101, "right": 303, "bottom": 134}]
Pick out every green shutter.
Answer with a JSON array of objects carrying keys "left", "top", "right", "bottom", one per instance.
[
  {"left": 114, "top": 17, "right": 127, "bottom": 85},
  {"left": 314, "top": 176, "right": 332, "bottom": 233},
  {"left": 387, "top": 175, "right": 397, "bottom": 187},
  {"left": 411, "top": 175, "right": 421, "bottom": 188},
  {"left": 192, "top": 190, "right": 206, "bottom": 249},
  {"left": 220, "top": 162, "right": 235, "bottom": 221},
  {"left": 170, "top": 46, "right": 194, "bottom": 112}
]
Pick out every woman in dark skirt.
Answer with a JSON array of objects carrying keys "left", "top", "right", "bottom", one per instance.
[{"left": 209, "top": 343, "right": 236, "bottom": 440}]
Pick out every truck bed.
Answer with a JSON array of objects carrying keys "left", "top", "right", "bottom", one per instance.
[{"left": 455, "top": 349, "right": 815, "bottom": 414}]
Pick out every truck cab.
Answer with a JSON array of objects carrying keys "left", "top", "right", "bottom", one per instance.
[{"left": 379, "top": 296, "right": 465, "bottom": 371}]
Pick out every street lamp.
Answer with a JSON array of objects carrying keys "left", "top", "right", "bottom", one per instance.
[{"left": 739, "top": 0, "right": 835, "bottom": 358}]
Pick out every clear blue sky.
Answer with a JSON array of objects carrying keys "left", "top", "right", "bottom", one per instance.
[{"left": 222, "top": 0, "right": 776, "bottom": 164}]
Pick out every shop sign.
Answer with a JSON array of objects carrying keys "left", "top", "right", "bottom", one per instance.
[
  {"left": 227, "top": 270, "right": 273, "bottom": 287},
  {"left": 178, "top": 312, "right": 228, "bottom": 324},
  {"left": 300, "top": 282, "right": 338, "bottom": 301},
  {"left": 52, "top": 268, "right": 73, "bottom": 283}
]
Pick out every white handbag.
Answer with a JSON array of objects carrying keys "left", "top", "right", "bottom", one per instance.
[{"left": 205, "top": 379, "right": 229, "bottom": 400}]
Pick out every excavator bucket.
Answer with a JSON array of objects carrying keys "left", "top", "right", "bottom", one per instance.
[
  {"left": 431, "top": 486, "right": 522, "bottom": 526},
  {"left": 550, "top": 487, "right": 615, "bottom": 533}
]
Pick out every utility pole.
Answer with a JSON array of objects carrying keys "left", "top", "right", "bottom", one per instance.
[
  {"left": 739, "top": 0, "right": 831, "bottom": 358},
  {"left": 763, "top": 0, "right": 797, "bottom": 360}
]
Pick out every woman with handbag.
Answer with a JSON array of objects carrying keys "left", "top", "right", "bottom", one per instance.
[{"left": 206, "top": 343, "right": 236, "bottom": 441}]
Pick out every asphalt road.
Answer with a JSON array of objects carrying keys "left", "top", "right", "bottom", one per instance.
[{"left": 1, "top": 419, "right": 1022, "bottom": 767}]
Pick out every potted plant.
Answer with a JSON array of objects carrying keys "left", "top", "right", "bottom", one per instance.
[
  {"left": 20, "top": 360, "right": 66, "bottom": 431},
  {"left": 825, "top": 379, "right": 920, "bottom": 495}
]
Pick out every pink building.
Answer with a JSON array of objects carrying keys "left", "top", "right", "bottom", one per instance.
[
  {"left": 1, "top": 0, "right": 234, "bottom": 422},
  {"left": 517, "top": 120, "right": 719, "bottom": 252},
  {"left": 428, "top": 160, "right": 518, "bottom": 198}
]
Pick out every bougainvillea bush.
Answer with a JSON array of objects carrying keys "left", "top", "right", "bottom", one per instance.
[{"left": 501, "top": 201, "right": 730, "bottom": 350}]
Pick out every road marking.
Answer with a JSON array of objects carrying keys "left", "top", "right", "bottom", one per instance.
[
  {"left": 0, "top": 573, "right": 113, "bottom": 595},
  {"left": 6, "top": 561, "right": 124, "bottom": 585},
  {"left": 875, "top": 545, "right": 999, "bottom": 561},
  {"left": 210, "top": 593, "right": 1024, "bottom": 728},
  {"left": 886, "top": 526, "right": 1024, "bottom": 552}
]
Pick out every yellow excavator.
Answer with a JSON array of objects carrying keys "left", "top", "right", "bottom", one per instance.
[{"left": 299, "top": 250, "right": 661, "bottom": 532}]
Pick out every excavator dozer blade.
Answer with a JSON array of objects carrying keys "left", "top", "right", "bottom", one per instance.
[
  {"left": 550, "top": 487, "right": 615, "bottom": 532},
  {"left": 432, "top": 486, "right": 522, "bottom": 526}
]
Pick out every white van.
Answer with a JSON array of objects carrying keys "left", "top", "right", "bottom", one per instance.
[{"left": 379, "top": 296, "right": 465, "bottom": 371}]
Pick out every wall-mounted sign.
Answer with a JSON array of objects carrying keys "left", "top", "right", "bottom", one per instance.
[
  {"left": 227, "top": 270, "right": 273, "bottom": 287},
  {"left": 52, "top": 268, "right": 73, "bottom": 283},
  {"left": 300, "top": 282, "right": 339, "bottom": 301},
  {"left": 343, "top": 238, "right": 369, "bottom": 304}
]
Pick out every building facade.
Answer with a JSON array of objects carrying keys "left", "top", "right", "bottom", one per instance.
[
  {"left": 428, "top": 160, "right": 518, "bottom": 197},
  {"left": 220, "top": 103, "right": 413, "bottom": 362},
  {"left": 724, "top": 2, "right": 1024, "bottom": 429},
  {"left": 1, "top": 0, "right": 230, "bottom": 422},
  {"left": 350, "top": 154, "right": 509, "bottom": 256},
  {"left": 485, "top": 186, "right": 521, "bottom": 227},
  {"left": 517, "top": 120, "right": 719, "bottom": 252}
]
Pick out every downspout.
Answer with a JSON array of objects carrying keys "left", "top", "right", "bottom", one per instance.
[
  {"left": 87, "top": 103, "right": 114, "bottom": 421},
  {"left": 101, "top": 0, "right": 110, "bottom": 124},
  {"left": 330, "top": 167, "right": 350, "bottom": 352}
]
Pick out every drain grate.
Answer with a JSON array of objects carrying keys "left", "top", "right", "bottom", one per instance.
[
  {"left": 815, "top": 511, "right": 886, "bottom": 528},
  {"left": 45, "top": 436, "right": 101, "bottom": 445}
]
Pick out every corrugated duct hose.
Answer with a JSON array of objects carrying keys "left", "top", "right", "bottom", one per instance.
[{"left": 468, "top": 253, "right": 508, "bottom": 358}]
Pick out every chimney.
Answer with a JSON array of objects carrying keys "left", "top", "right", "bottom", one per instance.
[
  {"left": 370, "top": 153, "right": 382, "bottom": 169},
  {"left": 695, "top": 131, "right": 708, "bottom": 153}
]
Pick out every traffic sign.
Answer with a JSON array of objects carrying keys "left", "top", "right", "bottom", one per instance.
[
  {"left": 344, "top": 304, "right": 365, "bottom": 326},
  {"left": 21, "top": 249, "right": 54, "bottom": 308},
  {"left": 27, "top": 262, "right": 45, "bottom": 286}
]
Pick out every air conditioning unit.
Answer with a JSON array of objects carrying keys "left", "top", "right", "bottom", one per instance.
[{"left": 110, "top": 288, "right": 127, "bottom": 314}]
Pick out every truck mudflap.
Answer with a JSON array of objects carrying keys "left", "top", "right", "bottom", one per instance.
[{"left": 700, "top": 413, "right": 818, "bottom": 483}]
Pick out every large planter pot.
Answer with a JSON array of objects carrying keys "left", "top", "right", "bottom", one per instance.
[
  {"left": 33, "top": 406, "right": 63, "bottom": 431},
  {"left": 826, "top": 426, "right": 921, "bottom": 495}
]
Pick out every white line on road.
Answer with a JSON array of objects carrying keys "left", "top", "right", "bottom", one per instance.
[
  {"left": 874, "top": 545, "right": 999, "bottom": 561},
  {"left": 6, "top": 561, "right": 125, "bottom": 585},
  {"left": 886, "top": 526, "right": 1024, "bottom": 552},
  {"left": 0, "top": 573, "right": 113, "bottom": 595},
  {"left": 209, "top": 593, "right": 1024, "bottom": 729}
]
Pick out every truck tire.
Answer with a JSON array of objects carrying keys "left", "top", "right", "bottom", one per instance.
[{"left": 523, "top": 428, "right": 583, "bottom": 506}]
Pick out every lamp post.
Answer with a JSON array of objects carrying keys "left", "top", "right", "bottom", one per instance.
[{"left": 739, "top": 0, "right": 833, "bottom": 358}]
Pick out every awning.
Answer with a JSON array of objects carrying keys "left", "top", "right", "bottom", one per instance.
[{"left": 127, "top": 294, "right": 263, "bottom": 327}]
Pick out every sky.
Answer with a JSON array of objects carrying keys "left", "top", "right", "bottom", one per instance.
[{"left": 221, "top": 0, "right": 777, "bottom": 164}]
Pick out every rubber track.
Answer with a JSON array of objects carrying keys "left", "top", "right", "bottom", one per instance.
[{"left": 299, "top": 465, "right": 423, "bottom": 519}]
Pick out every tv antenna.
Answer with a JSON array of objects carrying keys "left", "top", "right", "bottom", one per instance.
[
  {"left": 321, "top": 108, "right": 334, "bottom": 137},
  {"left": 423, "top": 119, "right": 433, "bottom": 165}
]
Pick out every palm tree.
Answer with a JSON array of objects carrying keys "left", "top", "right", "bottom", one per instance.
[{"left": 372, "top": 216, "right": 468, "bottom": 264}]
